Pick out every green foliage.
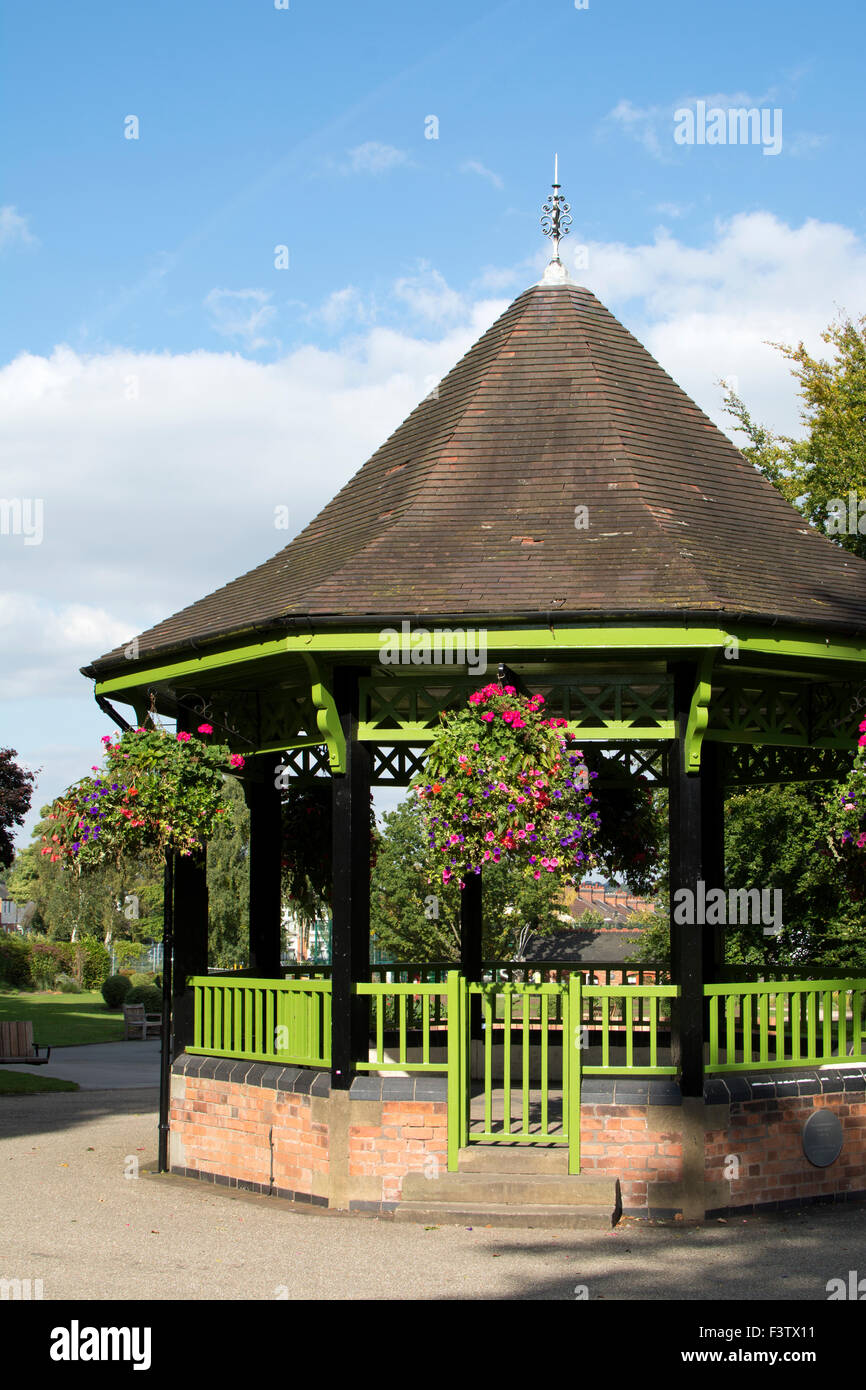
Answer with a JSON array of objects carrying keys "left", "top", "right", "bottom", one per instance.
[
  {"left": 125, "top": 984, "right": 162, "bottom": 1011},
  {"left": 626, "top": 911, "right": 670, "bottom": 966},
  {"left": 0, "top": 748, "right": 37, "bottom": 870},
  {"left": 725, "top": 782, "right": 866, "bottom": 968},
  {"left": 8, "top": 817, "right": 163, "bottom": 947},
  {"left": 370, "top": 795, "right": 568, "bottom": 962},
  {"left": 416, "top": 683, "right": 597, "bottom": 886},
  {"left": 101, "top": 973, "right": 133, "bottom": 1009},
  {"left": 129, "top": 972, "right": 152, "bottom": 988},
  {"left": 54, "top": 973, "right": 82, "bottom": 994},
  {"left": 583, "top": 756, "right": 666, "bottom": 896},
  {"left": 28, "top": 940, "right": 73, "bottom": 989},
  {"left": 44, "top": 725, "right": 244, "bottom": 868},
  {"left": 723, "top": 314, "right": 866, "bottom": 559},
  {"left": 281, "top": 780, "right": 377, "bottom": 934},
  {"left": 71, "top": 938, "right": 111, "bottom": 990},
  {"left": 572, "top": 908, "right": 606, "bottom": 931},
  {"left": 0, "top": 935, "right": 33, "bottom": 989},
  {"left": 207, "top": 775, "right": 250, "bottom": 968}
]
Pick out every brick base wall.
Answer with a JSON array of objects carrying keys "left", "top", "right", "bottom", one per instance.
[
  {"left": 579, "top": 1104, "right": 684, "bottom": 1216},
  {"left": 170, "top": 1055, "right": 866, "bottom": 1220},
  {"left": 170, "top": 1056, "right": 449, "bottom": 1211},
  {"left": 348, "top": 1101, "right": 448, "bottom": 1208},
  {"left": 706, "top": 1091, "right": 866, "bottom": 1214}
]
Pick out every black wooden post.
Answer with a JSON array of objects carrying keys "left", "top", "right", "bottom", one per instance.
[
  {"left": 330, "top": 667, "right": 371, "bottom": 1090},
  {"left": 172, "top": 848, "right": 209, "bottom": 1059},
  {"left": 669, "top": 663, "right": 705, "bottom": 1097},
  {"left": 700, "top": 741, "right": 725, "bottom": 984},
  {"left": 158, "top": 852, "right": 174, "bottom": 1173},
  {"left": 460, "top": 870, "right": 483, "bottom": 1040},
  {"left": 245, "top": 773, "right": 284, "bottom": 977}
]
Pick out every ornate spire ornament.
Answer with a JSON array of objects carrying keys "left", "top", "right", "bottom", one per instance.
[{"left": 539, "top": 154, "right": 574, "bottom": 286}]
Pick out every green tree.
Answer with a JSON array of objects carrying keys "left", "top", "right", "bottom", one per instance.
[
  {"left": 9, "top": 812, "right": 163, "bottom": 945},
  {"left": 207, "top": 776, "right": 250, "bottom": 967},
  {"left": 370, "top": 796, "right": 568, "bottom": 962},
  {"left": 723, "top": 314, "right": 866, "bottom": 557}
]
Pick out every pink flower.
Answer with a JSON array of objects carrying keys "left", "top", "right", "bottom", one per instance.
[
  {"left": 176, "top": 731, "right": 191, "bottom": 743},
  {"left": 860, "top": 720, "right": 866, "bottom": 732},
  {"left": 481, "top": 711, "right": 494, "bottom": 722},
  {"left": 101, "top": 735, "right": 112, "bottom": 744},
  {"left": 229, "top": 754, "right": 245, "bottom": 769},
  {"left": 485, "top": 831, "right": 495, "bottom": 842},
  {"left": 197, "top": 723, "right": 213, "bottom": 735},
  {"left": 858, "top": 736, "right": 866, "bottom": 747}
]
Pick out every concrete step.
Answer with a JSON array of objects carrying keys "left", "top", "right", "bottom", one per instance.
[
  {"left": 393, "top": 1202, "right": 614, "bottom": 1230},
  {"left": 459, "top": 1144, "right": 569, "bottom": 1175},
  {"left": 400, "top": 1169, "right": 617, "bottom": 1207}
]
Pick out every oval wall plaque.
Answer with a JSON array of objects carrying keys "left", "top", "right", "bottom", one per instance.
[{"left": 802, "top": 1109, "right": 843, "bottom": 1168}]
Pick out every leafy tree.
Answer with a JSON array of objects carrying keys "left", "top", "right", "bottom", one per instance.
[
  {"left": 722, "top": 314, "right": 866, "bottom": 557},
  {"left": 0, "top": 748, "right": 37, "bottom": 868},
  {"left": 628, "top": 782, "right": 866, "bottom": 971},
  {"left": 8, "top": 811, "right": 163, "bottom": 945},
  {"left": 370, "top": 796, "right": 569, "bottom": 962},
  {"left": 207, "top": 776, "right": 250, "bottom": 967}
]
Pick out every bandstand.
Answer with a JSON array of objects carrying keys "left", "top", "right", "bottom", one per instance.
[{"left": 82, "top": 179, "right": 866, "bottom": 1223}]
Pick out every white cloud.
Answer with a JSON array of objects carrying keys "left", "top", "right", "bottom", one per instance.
[
  {"left": 312, "top": 285, "right": 375, "bottom": 331},
  {"left": 203, "top": 288, "right": 277, "bottom": 350},
  {"left": 0, "top": 594, "right": 131, "bottom": 698},
  {"left": 603, "top": 89, "right": 812, "bottom": 162},
  {"left": 460, "top": 159, "right": 504, "bottom": 190},
  {"left": 392, "top": 265, "right": 469, "bottom": 324},
  {"left": 0, "top": 205, "right": 36, "bottom": 251},
  {"left": 570, "top": 211, "right": 866, "bottom": 436},
  {"left": 344, "top": 141, "right": 410, "bottom": 174},
  {"left": 3, "top": 210, "right": 865, "bottom": 717}
]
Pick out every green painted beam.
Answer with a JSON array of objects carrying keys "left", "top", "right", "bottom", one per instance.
[{"left": 92, "top": 621, "right": 866, "bottom": 699}]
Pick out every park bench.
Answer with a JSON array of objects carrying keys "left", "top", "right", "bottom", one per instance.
[
  {"left": 0, "top": 1021, "right": 51, "bottom": 1065},
  {"left": 123, "top": 1003, "right": 161, "bottom": 1040}
]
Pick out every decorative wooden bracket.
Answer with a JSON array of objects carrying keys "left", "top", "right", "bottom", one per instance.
[
  {"left": 301, "top": 655, "right": 345, "bottom": 774},
  {"left": 684, "top": 653, "right": 713, "bottom": 773}
]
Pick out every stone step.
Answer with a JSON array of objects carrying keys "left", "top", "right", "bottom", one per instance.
[
  {"left": 459, "top": 1144, "right": 569, "bottom": 1175},
  {"left": 400, "top": 1169, "right": 617, "bottom": 1207},
  {"left": 393, "top": 1201, "right": 614, "bottom": 1230}
]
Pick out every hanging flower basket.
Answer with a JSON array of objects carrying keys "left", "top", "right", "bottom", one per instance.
[
  {"left": 281, "top": 781, "right": 379, "bottom": 918},
  {"left": 823, "top": 718, "right": 866, "bottom": 898},
  {"left": 412, "top": 682, "right": 599, "bottom": 888},
  {"left": 42, "top": 725, "right": 245, "bottom": 868}
]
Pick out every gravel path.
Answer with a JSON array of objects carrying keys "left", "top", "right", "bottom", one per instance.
[{"left": 1, "top": 1089, "right": 863, "bottom": 1301}]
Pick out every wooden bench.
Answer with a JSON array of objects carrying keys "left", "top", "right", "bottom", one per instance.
[
  {"left": 123, "top": 1003, "right": 161, "bottom": 1040},
  {"left": 0, "top": 1021, "right": 51, "bottom": 1065}
]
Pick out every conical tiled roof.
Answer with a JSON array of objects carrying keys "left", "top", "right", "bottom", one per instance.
[{"left": 92, "top": 281, "right": 866, "bottom": 667}]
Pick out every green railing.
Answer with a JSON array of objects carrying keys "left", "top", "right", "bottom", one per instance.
[
  {"left": 356, "top": 977, "right": 456, "bottom": 1073},
  {"left": 189, "top": 976, "right": 331, "bottom": 1068},
  {"left": 581, "top": 984, "right": 678, "bottom": 1074},
  {"left": 705, "top": 979, "right": 866, "bottom": 1072},
  {"left": 467, "top": 980, "right": 578, "bottom": 1166},
  {"left": 357, "top": 973, "right": 463, "bottom": 1172}
]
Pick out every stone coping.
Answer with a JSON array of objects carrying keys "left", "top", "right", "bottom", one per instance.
[
  {"left": 703, "top": 1065, "right": 866, "bottom": 1104},
  {"left": 172, "top": 1053, "right": 866, "bottom": 1106}
]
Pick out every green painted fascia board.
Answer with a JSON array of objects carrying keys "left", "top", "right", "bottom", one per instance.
[{"left": 92, "top": 623, "right": 866, "bottom": 697}]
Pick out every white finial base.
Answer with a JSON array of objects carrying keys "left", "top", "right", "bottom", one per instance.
[{"left": 539, "top": 257, "right": 573, "bottom": 286}]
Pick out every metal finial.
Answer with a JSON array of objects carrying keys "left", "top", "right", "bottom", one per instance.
[{"left": 540, "top": 153, "right": 572, "bottom": 264}]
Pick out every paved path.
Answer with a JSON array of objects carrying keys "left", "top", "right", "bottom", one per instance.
[
  {"left": 1, "top": 1040, "right": 159, "bottom": 1089},
  {"left": 0, "top": 1090, "right": 863, "bottom": 1301}
]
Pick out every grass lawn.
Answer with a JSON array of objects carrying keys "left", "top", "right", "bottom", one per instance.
[
  {"left": 0, "top": 990, "right": 124, "bottom": 1047},
  {"left": 0, "top": 1069, "right": 79, "bottom": 1094}
]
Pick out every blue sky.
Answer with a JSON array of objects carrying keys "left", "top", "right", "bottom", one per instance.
[{"left": 3, "top": 0, "right": 866, "bottom": 845}]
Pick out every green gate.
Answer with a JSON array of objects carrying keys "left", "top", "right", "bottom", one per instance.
[{"left": 451, "top": 974, "right": 582, "bottom": 1175}]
